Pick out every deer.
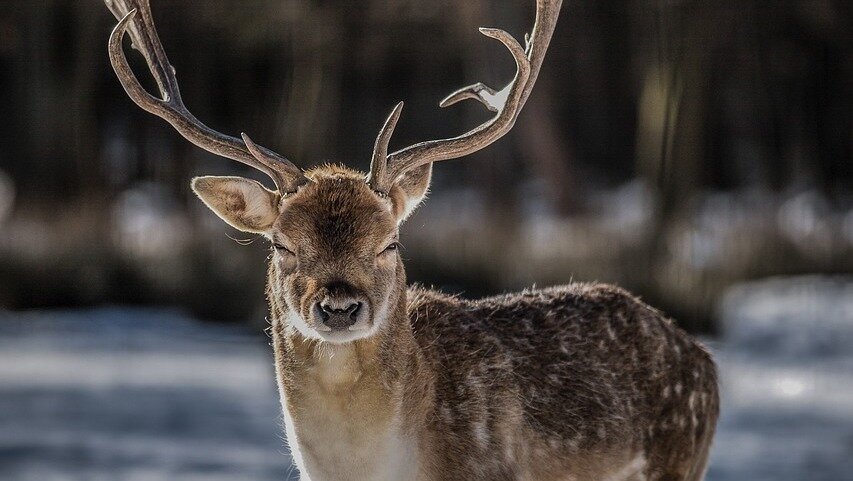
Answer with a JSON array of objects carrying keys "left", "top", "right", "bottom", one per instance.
[{"left": 104, "top": 0, "right": 719, "bottom": 480}]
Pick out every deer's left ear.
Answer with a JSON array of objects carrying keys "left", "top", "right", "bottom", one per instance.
[
  {"left": 388, "top": 163, "right": 432, "bottom": 223},
  {"left": 191, "top": 176, "right": 280, "bottom": 234}
]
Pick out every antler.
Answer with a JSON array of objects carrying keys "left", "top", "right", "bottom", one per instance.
[
  {"left": 105, "top": 0, "right": 308, "bottom": 193},
  {"left": 369, "top": 0, "right": 563, "bottom": 194}
]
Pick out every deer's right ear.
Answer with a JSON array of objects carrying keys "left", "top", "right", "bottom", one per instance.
[
  {"left": 388, "top": 164, "right": 432, "bottom": 223},
  {"left": 191, "top": 176, "right": 280, "bottom": 234}
]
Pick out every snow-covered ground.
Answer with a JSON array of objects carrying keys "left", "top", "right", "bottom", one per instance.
[
  {"left": 0, "top": 276, "right": 851, "bottom": 480},
  {"left": 706, "top": 276, "right": 853, "bottom": 481},
  {"left": 0, "top": 308, "right": 297, "bottom": 481}
]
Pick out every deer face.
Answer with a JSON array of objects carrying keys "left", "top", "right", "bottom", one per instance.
[{"left": 191, "top": 164, "right": 431, "bottom": 344}]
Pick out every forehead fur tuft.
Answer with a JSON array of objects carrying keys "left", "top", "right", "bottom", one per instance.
[
  {"left": 304, "top": 163, "right": 368, "bottom": 183},
  {"left": 296, "top": 164, "right": 382, "bottom": 215}
]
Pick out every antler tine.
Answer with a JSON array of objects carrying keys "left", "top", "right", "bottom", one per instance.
[
  {"left": 368, "top": 0, "right": 563, "bottom": 194},
  {"left": 368, "top": 101, "right": 405, "bottom": 193},
  {"left": 105, "top": 0, "right": 308, "bottom": 193}
]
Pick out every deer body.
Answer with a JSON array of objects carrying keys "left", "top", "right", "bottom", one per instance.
[
  {"left": 104, "top": 1, "right": 719, "bottom": 479},
  {"left": 265, "top": 195, "right": 719, "bottom": 481}
]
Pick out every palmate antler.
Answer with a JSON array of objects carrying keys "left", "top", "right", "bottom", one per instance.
[
  {"left": 105, "top": 0, "right": 308, "bottom": 193},
  {"left": 105, "top": 0, "right": 562, "bottom": 196},
  {"left": 369, "top": 0, "right": 563, "bottom": 194}
]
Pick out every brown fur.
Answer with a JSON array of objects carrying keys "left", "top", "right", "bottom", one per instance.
[{"left": 194, "top": 165, "right": 719, "bottom": 481}]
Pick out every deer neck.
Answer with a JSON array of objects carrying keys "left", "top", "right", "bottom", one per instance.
[{"left": 269, "top": 290, "right": 432, "bottom": 480}]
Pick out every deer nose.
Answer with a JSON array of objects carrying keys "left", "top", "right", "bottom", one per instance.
[{"left": 316, "top": 299, "right": 362, "bottom": 330}]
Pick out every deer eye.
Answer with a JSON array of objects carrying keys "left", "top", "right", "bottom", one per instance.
[
  {"left": 272, "top": 243, "right": 294, "bottom": 255},
  {"left": 380, "top": 242, "right": 401, "bottom": 255}
]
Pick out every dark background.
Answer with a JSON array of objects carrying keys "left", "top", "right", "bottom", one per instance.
[
  {"left": 0, "top": 0, "right": 851, "bottom": 330},
  {"left": 1, "top": 2, "right": 852, "bottom": 480}
]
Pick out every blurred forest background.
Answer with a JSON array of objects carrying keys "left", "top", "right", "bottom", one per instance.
[{"left": 0, "top": 0, "right": 851, "bottom": 332}]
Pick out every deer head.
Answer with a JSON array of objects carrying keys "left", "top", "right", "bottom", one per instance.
[{"left": 105, "top": 0, "right": 561, "bottom": 343}]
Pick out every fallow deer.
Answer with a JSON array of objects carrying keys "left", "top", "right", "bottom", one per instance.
[{"left": 105, "top": 0, "right": 719, "bottom": 479}]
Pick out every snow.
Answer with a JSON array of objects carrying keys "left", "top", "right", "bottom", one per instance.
[
  {"left": 706, "top": 276, "right": 853, "bottom": 481},
  {"left": 1, "top": 276, "right": 851, "bottom": 480},
  {"left": 0, "top": 307, "right": 296, "bottom": 481}
]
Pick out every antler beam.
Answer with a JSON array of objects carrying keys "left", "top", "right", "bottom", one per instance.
[
  {"left": 369, "top": 0, "right": 563, "bottom": 194},
  {"left": 105, "top": 0, "right": 308, "bottom": 193}
]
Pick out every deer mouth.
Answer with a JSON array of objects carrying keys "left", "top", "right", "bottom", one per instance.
[
  {"left": 314, "top": 320, "right": 370, "bottom": 333},
  {"left": 315, "top": 326, "right": 373, "bottom": 344}
]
